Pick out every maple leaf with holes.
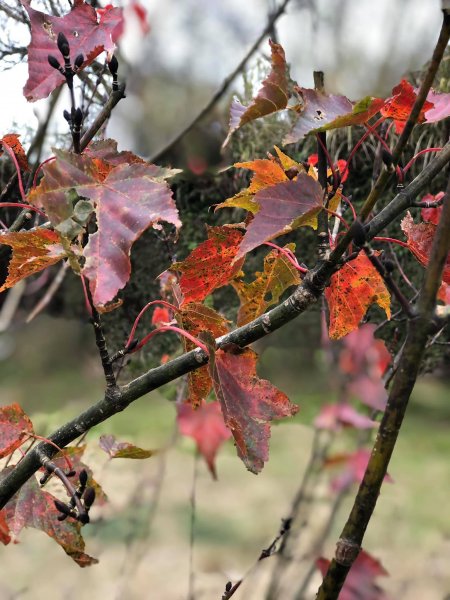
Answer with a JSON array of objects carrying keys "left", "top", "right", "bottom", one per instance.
[
  {"left": 325, "top": 449, "right": 393, "bottom": 492},
  {"left": 0, "top": 229, "right": 66, "bottom": 293},
  {"left": 28, "top": 148, "right": 180, "bottom": 307},
  {"left": 316, "top": 550, "right": 390, "bottom": 600},
  {"left": 314, "top": 403, "right": 376, "bottom": 431},
  {"left": 380, "top": 79, "right": 433, "bottom": 133},
  {"left": 176, "top": 303, "right": 230, "bottom": 407},
  {"left": 177, "top": 401, "right": 231, "bottom": 479},
  {"left": 99, "top": 434, "right": 155, "bottom": 459},
  {"left": 232, "top": 243, "right": 301, "bottom": 326},
  {"left": 234, "top": 173, "right": 324, "bottom": 261},
  {"left": 223, "top": 40, "right": 289, "bottom": 146},
  {"left": 0, "top": 404, "right": 34, "bottom": 459},
  {"left": 21, "top": 0, "right": 123, "bottom": 102},
  {"left": 1, "top": 468, "right": 97, "bottom": 567},
  {"left": 285, "top": 90, "right": 384, "bottom": 144},
  {"left": 325, "top": 253, "right": 391, "bottom": 340},
  {"left": 171, "top": 227, "right": 244, "bottom": 305},
  {"left": 401, "top": 212, "right": 450, "bottom": 284},
  {"left": 206, "top": 344, "right": 298, "bottom": 474},
  {"left": 0, "top": 134, "right": 29, "bottom": 171}
]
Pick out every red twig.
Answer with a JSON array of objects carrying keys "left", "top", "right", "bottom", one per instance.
[
  {"left": 341, "top": 194, "right": 357, "bottom": 221},
  {"left": 323, "top": 207, "right": 350, "bottom": 229},
  {"left": 126, "top": 300, "right": 180, "bottom": 348},
  {"left": 340, "top": 116, "right": 385, "bottom": 180}
]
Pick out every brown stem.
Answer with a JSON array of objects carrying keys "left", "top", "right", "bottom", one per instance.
[
  {"left": 79, "top": 83, "right": 126, "bottom": 151},
  {"left": 315, "top": 175, "right": 450, "bottom": 599}
]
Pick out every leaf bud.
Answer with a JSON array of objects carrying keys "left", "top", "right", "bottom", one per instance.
[
  {"left": 63, "top": 110, "right": 72, "bottom": 123},
  {"left": 74, "top": 53, "right": 84, "bottom": 69},
  {"left": 108, "top": 54, "right": 119, "bottom": 75},
  {"left": 66, "top": 469, "right": 77, "bottom": 478},
  {"left": 73, "top": 107, "right": 84, "bottom": 127},
  {"left": 83, "top": 487, "right": 96, "bottom": 508},
  {"left": 54, "top": 499, "right": 72, "bottom": 516},
  {"left": 57, "top": 32, "right": 70, "bottom": 58},
  {"left": 285, "top": 167, "right": 299, "bottom": 180},
  {"left": 79, "top": 469, "right": 88, "bottom": 487},
  {"left": 225, "top": 582, "right": 233, "bottom": 592},
  {"left": 78, "top": 512, "right": 90, "bottom": 525},
  {"left": 349, "top": 220, "right": 367, "bottom": 247},
  {"left": 383, "top": 258, "right": 395, "bottom": 273},
  {"left": 48, "top": 54, "right": 61, "bottom": 70}
]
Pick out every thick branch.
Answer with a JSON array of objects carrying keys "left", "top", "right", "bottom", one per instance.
[
  {"left": 1, "top": 142, "right": 450, "bottom": 508},
  {"left": 315, "top": 174, "right": 450, "bottom": 599}
]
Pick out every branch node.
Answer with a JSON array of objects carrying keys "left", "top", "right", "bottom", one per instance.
[{"left": 335, "top": 538, "right": 360, "bottom": 566}]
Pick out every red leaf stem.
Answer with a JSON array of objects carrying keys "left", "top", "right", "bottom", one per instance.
[
  {"left": 131, "top": 325, "right": 209, "bottom": 355},
  {"left": 23, "top": 433, "right": 73, "bottom": 472},
  {"left": 373, "top": 236, "right": 410, "bottom": 249},
  {"left": 1, "top": 142, "right": 27, "bottom": 202},
  {"left": 125, "top": 300, "right": 180, "bottom": 347},
  {"left": 32, "top": 156, "right": 56, "bottom": 189},
  {"left": 403, "top": 147, "right": 442, "bottom": 174},
  {"left": 263, "top": 241, "right": 308, "bottom": 273},
  {"left": 341, "top": 194, "right": 357, "bottom": 221},
  {"left": 0, "top": 203, "right": 47, "bottom": 219},
  {"left": 340, "top": 116, "right": 385, "bottom": 180}
]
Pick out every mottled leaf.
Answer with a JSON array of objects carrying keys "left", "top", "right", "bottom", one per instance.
[
  {"left": 22, "top": 0, "right": 123, "bottom": 101},
  {"left": 99, "top": 434, "right": 155, "bottom": 459},
  {"left": 284, "top": 88, "right": 353, "bottom": 144},
  {"left": 235, "top": 173, "right": 324, "bottom": 261},
  {"left": 316, "top": 550, "right": 389, "bottom": 600},
  {"left": 0, "top": 404, "right": 33, "bottom": 459},
  {"left": 401, "top": 212, "right": 450, "bottom": 284},
  {"left": 207, "top": 345, "right": 298, "bottom": 473},
  {"left": 2, "top": 468, "right": 97, "bottom": 567},
  {"left": 223, "top": 40, "right": 289, "bottom": 145},
  {"left": 172, "top": 227, "right": 244, "bottom": 305},
  {"left": 0, "top": 134, "right": 29, "bottom": 171},
  {"left": 232, "top": 243, "right": 300, "bottom": 325},
  {"left": 29, "top": 149, "right": 180, "bottom": 307},
  {"left": 177, "top": 401, "right": 231, "bottom": 479},
  {"left": 325, "top": 253, "right": 391, "bottom": 339},
  {"left": 380, "top": 79, "right": 433, "bottom": 133},
  {"left": 177, "top": 303, "right": 230, "bottom": 407}
]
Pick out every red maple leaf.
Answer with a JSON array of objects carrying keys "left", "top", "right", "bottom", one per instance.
[
  {"left": 420, "top": 192, "right": 445, "bottom": 225},
  {"left": 325, "top": 449, "right": 393, "bottom": 492},
  {"left": 235, "top": 173, "right": 324, "bottom": 261},
  {"left": 0, "top": 510, "right": 11, "bottom": 545},
  {"left": 207, "top": 346, "right": 298, "bottom": 473},
  {"left": 2, "top": 468, "right": 97, "bottom": 567},
  {"left": 0, "top": 134, "right": 29, "bottom": 171},
  {"left": 380, "top": 79, "right": 434, "bottom": 133},
  {"left": 151, "top": 306, "right": 171, "bottom": 326},
  {"left": 99, "top": 434, "right": 155, "bottom": 459},
  {"left": 171, "top": 227, "right": 244, "bottom": 305},
  {"left": 224, "top": 40, "right": 289, "bottom": 146},
  {"left": 314, "top": 402, "right": 376, "bottom": 431},
  {"left": 0, "top": 403, "right": 34, "bottom": 459},
  {"left": 325, "top": 253, "right": 391, "bottom": 339},
  {"left": 316, "top": 549, "right": 389, "bottom": 600},
  {"left": 176, "top": 303, "right": 230, "bottom": 407},
  {"left": 401, "top": 212, "right": 450, "bottom": 284},
  {"left": 0, "top": 229, "right": 66, "bottom": 293},
  {"left": 308, "top": 153, "right": 349, "bottom": 183},
  {"left": 438, "top": 281, "right": 450, "bottom": 305},
  {"left": 28, "top": 149, "right": 180, "bottom": 307},
  {"left": 22, "top": 0, "right": 123, "bottom": 102},
  {"left": 177, "top": 401, "right": 232, "bottom": 479}
]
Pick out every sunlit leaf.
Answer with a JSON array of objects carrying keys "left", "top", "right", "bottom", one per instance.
[
  {"left": 0, "top": 229, "right": 66, "bottom": 293},
  {"left": 325, "top": 253, "right": 391, "bottom": 339}
]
